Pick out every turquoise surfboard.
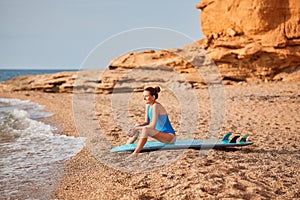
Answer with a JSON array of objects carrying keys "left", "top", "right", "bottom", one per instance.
[{"left": 110, "top": 132, "right": 253, "bottom": 153}]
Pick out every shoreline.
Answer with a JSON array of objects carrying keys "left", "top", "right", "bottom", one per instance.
[
  {"left": 0, "top": 91, "right": 82, "bottom": 199},
  {"left": 1, "top": 81, "right": 299, "bottom": 199}
]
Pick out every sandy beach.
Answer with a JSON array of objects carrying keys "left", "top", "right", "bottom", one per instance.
[
  {"left": 1, "top": 0, "right": 299, "bottom": 199},
  {"left": 0, "top": 81, "right": 299, "bottom": 199}
]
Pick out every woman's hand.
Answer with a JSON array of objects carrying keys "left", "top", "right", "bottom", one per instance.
[
  {"left": 127, "top": 122, "right": 148, "bottom": 137},
  {"left": 127, "top": 127, "right": 139, "bottom": 137}
]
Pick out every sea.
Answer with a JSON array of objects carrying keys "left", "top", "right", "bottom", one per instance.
[
  {"left": 0, "top": 69, "right": 85, "bottom": 199},
  {"left": 0, "top": 69, "right": 77, "bottom": 82}
]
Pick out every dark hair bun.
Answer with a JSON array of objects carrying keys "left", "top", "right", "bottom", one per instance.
[{"left": 155, "top": 86, "right": 161, "bottom": 93}]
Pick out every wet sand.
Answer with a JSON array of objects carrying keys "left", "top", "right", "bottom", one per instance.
[{"left": 1, "top": 81, "right": 299, "bottom": 199}]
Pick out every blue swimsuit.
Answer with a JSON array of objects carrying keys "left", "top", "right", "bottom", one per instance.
[{"left": 148, "top": 105, "right": 176, "bottom": 135}]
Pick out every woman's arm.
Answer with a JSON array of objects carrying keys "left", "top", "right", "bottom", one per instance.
[
  {"left": 134, "top": 121, "right": 149, "bottom": 127},
  {"left": 130, "top": 105, "right": 150, "bottom": 130},
  {"left": 144, "top": 104, "right": 150, "bottom": 125},
  {"left": 127, "top": 104, "right": 159, "bottom": 137},
  {"left": 146, "top": 104, "right": 159, "bottom": 129},
  {"left": 136, "top": 104, "right": 150, "bottom": 127}
]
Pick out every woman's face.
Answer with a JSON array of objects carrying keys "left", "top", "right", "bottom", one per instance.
[{"left": 143, "top": 90, "right": 155, "bottom": 104}]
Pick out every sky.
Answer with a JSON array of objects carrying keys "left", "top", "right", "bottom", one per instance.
[{"left": 0, "top": 0, "right": 204, "bottom": 70}]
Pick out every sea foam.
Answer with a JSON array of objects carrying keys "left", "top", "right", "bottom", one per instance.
[{"left": 0, "top": 98, "right": 85, "bottom": 199}]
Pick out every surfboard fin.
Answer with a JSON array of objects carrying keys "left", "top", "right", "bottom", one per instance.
[
  {"left": 240, "top": 134, "right": 250, "bottom": 143},
  {"left": 222, "top": 132, "right": 232, "bottom": 142},
  {"left": 229, "top": 135, "right": 240, "bottom": 143}
]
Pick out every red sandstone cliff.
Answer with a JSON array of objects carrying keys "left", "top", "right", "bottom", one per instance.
[{"left": 196, "top": 0, "right": 300, "bottom": 82}]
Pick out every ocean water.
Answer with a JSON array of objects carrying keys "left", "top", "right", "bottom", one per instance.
[
  {"left": 0, "top": 70, "right": 85, "bottom": 199},
  {"left": 0, "top": 69, "right": 77, "bottom": 82}
]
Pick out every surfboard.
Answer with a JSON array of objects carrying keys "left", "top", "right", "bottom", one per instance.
[{"left": 110, "top": 132, "right": 253, "bottom": 153}]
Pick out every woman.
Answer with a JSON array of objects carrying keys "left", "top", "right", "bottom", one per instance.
[{"left": 126, "top": 86, "right": 176, "bottom": 158}]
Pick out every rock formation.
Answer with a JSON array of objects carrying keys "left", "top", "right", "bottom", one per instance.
[
  {"left": 0, "top": 70, "right": 102, "bottom": 93},
  {"left": 0, "top": 47, "right": 216, "bottom": 93},
  {"left": 99, "top": 0, "right": 300, "bottom": 92},
  {"left": 196, "top": 0, "right": 300, "bottom": 82},
  {"left": 1, "top": 0, "right": 299, "bottom": 93}
]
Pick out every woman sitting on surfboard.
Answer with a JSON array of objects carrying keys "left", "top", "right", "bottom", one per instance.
[{"left": 126, "top": 86, "right": 176, "bottom": 158}]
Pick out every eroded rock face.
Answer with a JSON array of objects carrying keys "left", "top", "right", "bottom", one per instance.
[
  {"left": 103, "top": 0, "right": 300, "bottom": 86},
  {"left": 0, "top": 70, "right": 103, "bottom": 93},
  {"left": 95, "top": 50, "right": 196, "bottom": 93},
  {"left": 198, "top": 0, "right": 300, "bottom": 43},
  {"left": 104, "top": 45, "right": 222, "bottom": 91},
  {"left": 196, "top": 0, "right": 300, "bottom": 82}
]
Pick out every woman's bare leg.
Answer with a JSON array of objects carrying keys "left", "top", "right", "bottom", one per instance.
[
  {"left": 127, "top": 127, "right": 152, "bottom": 158},
  {"left": 126, "top": 135, "right": 138, "bottom": 144},
  {"left": 127, "top": 127, "right": 175, "bottom": 158},
  {"left": 152, "top": 131, "right": 175, "bottom": 144},
  {"left": 133, "top": 138, "right": 147, "bottom": 154}
]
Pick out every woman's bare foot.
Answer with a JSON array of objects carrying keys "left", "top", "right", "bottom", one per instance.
[{"left": 126, "top": 153, "right": 139, "bottom": 159}]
